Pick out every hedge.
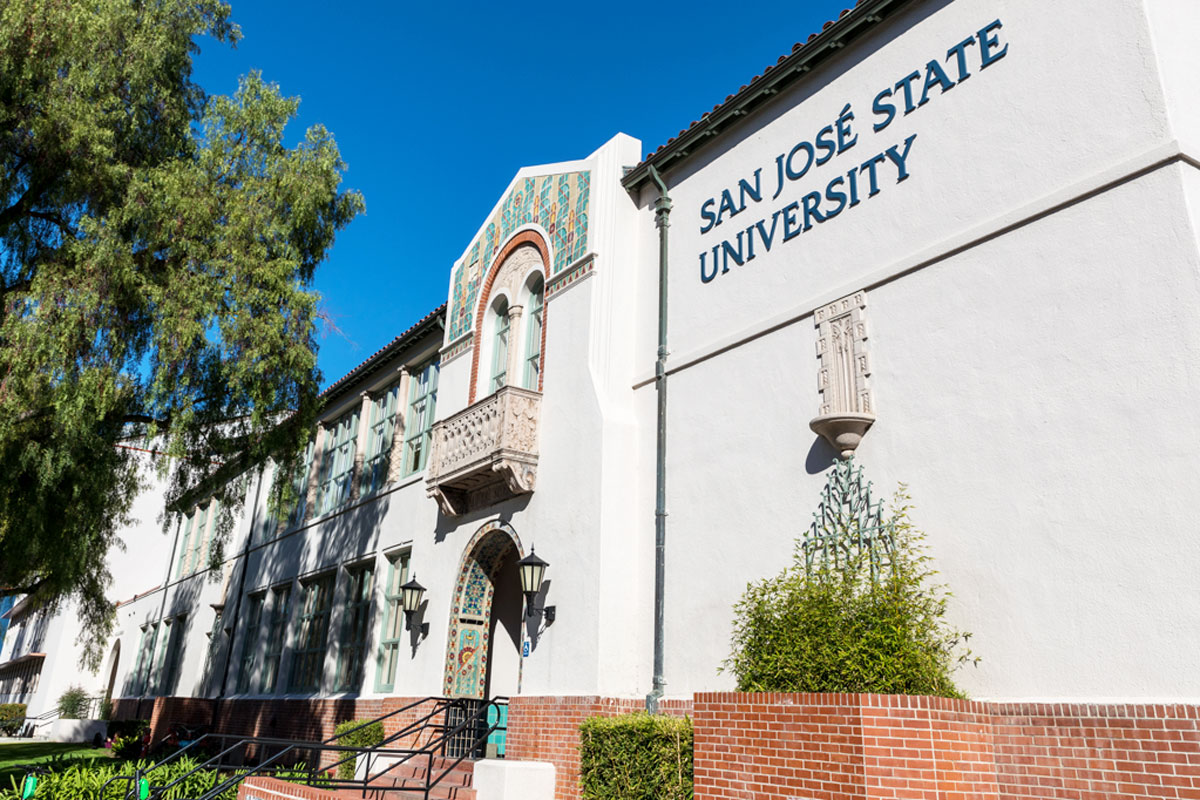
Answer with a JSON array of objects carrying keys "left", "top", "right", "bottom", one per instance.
[
  {"left": 579, "top": 713, "right": 692, "bottom": 800},
  {"left": 333, "top": 719, "right": 384, "bottom": 781},
  {"left": 0, "top": 704, "right": 25, "bottom": 736}
]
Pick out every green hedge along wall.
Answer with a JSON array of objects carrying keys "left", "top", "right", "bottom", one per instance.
[{"left": 579, "top": 713, "right": 692, "bottom": 800}]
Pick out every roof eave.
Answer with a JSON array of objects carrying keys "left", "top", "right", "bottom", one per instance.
[{"left": 621, "top": 0, "right": 912, "bottom": 194}]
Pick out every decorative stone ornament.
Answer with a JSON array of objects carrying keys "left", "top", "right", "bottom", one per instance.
[{"left": 810, "top": 291, "right": 875, "bottom": 458}]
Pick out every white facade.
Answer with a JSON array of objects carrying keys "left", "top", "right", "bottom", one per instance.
[{"left": 17, "top": 0, "right": 1200, "bottom": 718}]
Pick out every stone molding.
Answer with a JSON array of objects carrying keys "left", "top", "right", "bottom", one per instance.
[{"left": 425, "top": 385, "right": 541, "bottom": 517}]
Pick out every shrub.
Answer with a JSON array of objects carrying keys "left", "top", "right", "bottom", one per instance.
[
  {"left": 0, "top": 756, "right": 240, "bottom": 800},
  {"left": 0, "top": 704, "right": 25, "bottom": 735},
  {"left": 57, "top": 686, "right": 91, "bottom": 720},
  {"left": 724, "top": 484, "right": 974, "bottom": 697},
  {"left": 332, "top": 719, "right": 384, "bottom": 781},
  {"left": 579, "top": 713, "right": 692, "bottom": 800}
]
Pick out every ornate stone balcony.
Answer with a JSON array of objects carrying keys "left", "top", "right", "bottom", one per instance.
[{"left": 425, "top": 385, "right": 541, "bottom": 516}]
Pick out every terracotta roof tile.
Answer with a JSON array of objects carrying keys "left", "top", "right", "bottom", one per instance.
[
  {"left": 319, "top": 303, "right": 446, "bottom": 401},
  {"left": 628, "top": 3, "right": 883, "bottom": 178}
]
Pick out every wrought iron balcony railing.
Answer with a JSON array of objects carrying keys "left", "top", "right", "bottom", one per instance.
[{"left": 425, "top": 386, "right": 540, "bottom": 516}]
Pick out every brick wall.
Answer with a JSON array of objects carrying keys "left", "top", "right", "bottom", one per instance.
[
  {"left": 118, "top": 695, "right": 442, "bottom": 769},
  {"left": 506, "top": 695, "right": 692, "bottom": 800},
  {"left": 693, "top": 693, "right": 1200, "bottom": 800}
]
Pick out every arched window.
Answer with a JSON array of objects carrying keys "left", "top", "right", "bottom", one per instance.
[
  {"left": 523, "top": 277, "right": 544, "bottom": 390},
  {"left": 490, "top": 297, "right": 510, "bottom": 392}
]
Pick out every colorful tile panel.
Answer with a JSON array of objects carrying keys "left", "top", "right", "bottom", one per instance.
[{"left": 447, "top": 171, "right": 590, "bottom": 341}]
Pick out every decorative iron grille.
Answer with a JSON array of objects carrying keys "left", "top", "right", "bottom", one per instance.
[{"left": 802, "top": 457, "right": 894, "bottom": 576}]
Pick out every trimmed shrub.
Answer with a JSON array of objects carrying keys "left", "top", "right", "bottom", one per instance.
[
  {"left": 333, "top": 719, "right": 384, "bottom": 781},
  {"left": 57, "top": 686, "right": 91, "bottom": 720},
  {"left": 724, "top": 487, "right": 974, "bottom": 697},
  {"left": 579, "top": 713, "right": 692, "bottom": 800},
  {"left": 0, "top": 703, "right": 25, "bottom": 735}
]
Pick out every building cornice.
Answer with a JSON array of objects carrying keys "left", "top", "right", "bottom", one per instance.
[{"left": 621, "top": 0, "right": 913, "bottom": 194}]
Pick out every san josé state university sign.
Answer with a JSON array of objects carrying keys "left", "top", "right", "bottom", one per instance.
[{"left": 697, "top": 19, "right": 1010, "bottom": 284}]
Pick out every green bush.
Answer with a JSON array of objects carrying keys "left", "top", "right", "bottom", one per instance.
[
  {"left": 0, "top": 755, "right": 241, "bottom": 800},
  {"left": 332, "top": 719, "right": 384, "bottom": 781},
  {"left": 724, "top": 487, "right": 974, "bottom": 697},
  {"left": 56, "top": 686, "right": 90, "bottom": 720},
  {"left": 0, "top": 704, "right": 26, "bottom": 735},
  {"left": 579, "top": 713, "right": 692, "bottom": 800}
]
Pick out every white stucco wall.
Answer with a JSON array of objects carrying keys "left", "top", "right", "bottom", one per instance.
[{"left": 632, "top": 0, "right": 1200, "bottom": 700}]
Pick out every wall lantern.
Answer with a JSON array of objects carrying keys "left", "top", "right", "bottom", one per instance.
[
  {"left": 518, "top": 548, "right": 555, "bottom": 626},
  {"left": 400, "top": 574, "right": 429, "bottom": 638}
]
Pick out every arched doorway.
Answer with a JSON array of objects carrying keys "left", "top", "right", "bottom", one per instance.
[{"left": 443, "top": 521, "right": 524, "bottom": 756}]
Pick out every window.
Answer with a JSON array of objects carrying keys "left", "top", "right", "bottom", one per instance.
[
  {"left": 375, "top": 551, "right": 409, "bottom": 692},
  {"left": 335, "top": 563, "right": 374, "bottom": 692},
  {"left": 402, "top": 359, "right": 439, "bottom": 476},
  {"left": 285, "top": 440, "right": 315, "bottom": 529},
  {"left": 261, "top": 585, "right": 291, "bottom": 693},
  {"left": 523, "top": 278, "right": 544, "bottom": 390},
  {"left": 317, "top": 410, "right": 359, "bottom": 515},
  {"left": 133, "top": 624, "right": 157, "bottom": 695},
  {"left": 236, "top": 593, "right": 265, "bottom": 694},
  {"left": 490, "top": 300, "right": 510, "bottom": 392},
  {"left": 155, "top": 615, "right": 186, "bottom": 695},
  {"left": 289, "top": 574, "right": 334, "bottom": 693},
  {"left": 189, "top": 501, "right": 216, "bottom": 574},
  {"left": 175, "top": 514, "right": 195, "bottom": 579},
  {"left": 362, "top": 381, "right": 402, "bottom": 496}
]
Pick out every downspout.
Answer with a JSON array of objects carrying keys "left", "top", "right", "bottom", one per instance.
[
  {"left": 646, "top": 164, "right": 671, "bottom": 713},
  {"left": 217, "top": 466, "right": 264, "bottom": 699}
]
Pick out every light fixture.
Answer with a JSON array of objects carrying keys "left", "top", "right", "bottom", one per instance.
[
  {"left": 518, "top": 548, "right": 555, "bottom": 626},
  {"left": 400, "top": 575, "right": 429, "bottom": 637}
]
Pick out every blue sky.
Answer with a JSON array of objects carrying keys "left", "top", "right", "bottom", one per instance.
[{"left": 192, "top": 1, "right": 851, "bottom": 387}]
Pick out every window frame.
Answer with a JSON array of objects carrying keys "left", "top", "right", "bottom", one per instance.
[
  {"left": 402, "top": 359, "right": 439, "bottom": 476},
  {"left": 261, "top": 584, "right": 292, "bottom": 694},
  {"left": 362, "top": 381, "right": 402, "bottom": 496},
  {"left": 374, "top": 551, "right": 410, "bottom": 693},
  {"left": 334, "top": 562, "right": 375, "bottom": 692},
  {"left": 490, "top": 299, "right": 511, "bottom": 393},
  {"left": 236, "top": 593, "right": 265, "bottom": 695},
  {"left": 316, "top": 410, "right": 360, "bottom": 516},
  {"left": 288, "top": 573, "right": 335, "bottom": 693},
  {"left": 523, "top": 277, "right": 545, "bottom": 390}
]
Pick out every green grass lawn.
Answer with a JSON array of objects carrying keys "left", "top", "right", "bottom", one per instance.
[{"left": 0, "top": 741, "right": 111, "bottom": 786}]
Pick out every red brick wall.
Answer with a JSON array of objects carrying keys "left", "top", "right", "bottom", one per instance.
[
  {"left": 506, "top": 695, "right": 692, "bottom": 800},
  {"left": 692, "top": 693, "right": 1200, "bottom": 800},
  {"left": 121, "top": 696, "right": 442, "bottom": 769}
]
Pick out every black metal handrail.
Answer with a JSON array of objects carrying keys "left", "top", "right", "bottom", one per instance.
[
  {"left": 98, "top": 695, "right": 458, "bottom": 800},
  {"left": 149, "top": 695, "right": 509, "bottom": 800},
  {"left": 148, "top": 695, "right": 484, "bottom": 800}
]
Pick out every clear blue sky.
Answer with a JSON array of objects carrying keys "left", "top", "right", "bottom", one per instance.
[{"left": 192, "top": 1, "right": 851, "bottom": 388}]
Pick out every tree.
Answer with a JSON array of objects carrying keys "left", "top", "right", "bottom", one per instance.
[
  {"left": 724, "top": 473, "right": 974, "bottom": 697},
  {"left": 0, "top": 0, "right": 364, "bottom": 667}
]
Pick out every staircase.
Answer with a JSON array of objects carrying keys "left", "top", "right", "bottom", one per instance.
[
  {"left": 106, "top": 696, "right": 508, "bottom": 800},
  {"left": 241, "top": 755, "right": 477, "bottom": 799}
]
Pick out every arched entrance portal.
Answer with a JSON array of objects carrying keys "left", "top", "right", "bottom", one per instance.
[
  {"left": 443, "top": 521, "right": 524, "bottom": 701},
  {"left": 442, "top": 521, "right": 524, "bottom": 758}
]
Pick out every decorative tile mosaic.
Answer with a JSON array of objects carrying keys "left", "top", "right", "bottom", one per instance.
[
  {"left": 443, "top": 520, "right": 525, "bottom": 698},
  {"left": 447, "top": 171, "right": 590, "bottom": 341}
]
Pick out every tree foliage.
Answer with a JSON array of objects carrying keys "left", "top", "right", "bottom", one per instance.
[
  {"left": 0, "top": 0, "right": 363, "bottom": 667},
  {"left": 724, "top": 487, "right": 974, "bottom": 697}
]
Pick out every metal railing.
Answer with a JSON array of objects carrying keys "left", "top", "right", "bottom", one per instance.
[{"left": 92, "top": 695, "right": 507, "bottom": 800}]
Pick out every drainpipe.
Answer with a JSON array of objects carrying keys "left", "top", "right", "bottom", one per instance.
[{"left": 646, "top": 164, "right": 671, "bottom": 714}]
